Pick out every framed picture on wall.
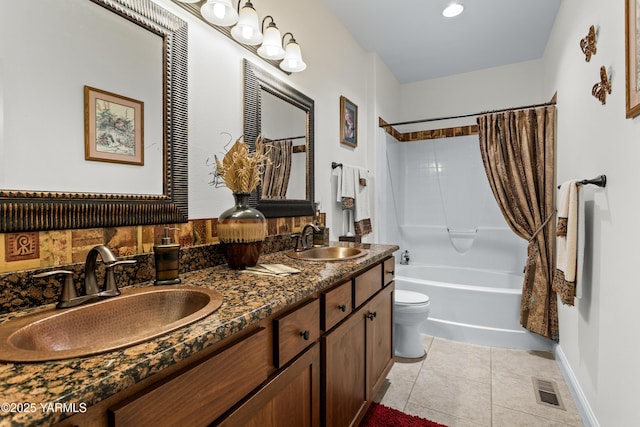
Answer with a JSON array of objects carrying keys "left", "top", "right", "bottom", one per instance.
[
  {"left": 84, "top": 85, "right": 144, "bottom": 165},
  {"left": 340, "top": 95, "right": 357, "bottom": 148},
  {"left": 626, "top": 0, "right": 640, "bottom": 118}
]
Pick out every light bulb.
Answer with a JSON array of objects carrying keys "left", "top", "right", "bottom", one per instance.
[
  {"left": 201, "top": 0, "right": 238, "bottom": 26},
  {"left": 213, "top": 3, "right": 226, "bottom": 19},
  {"left": 242, "top": 26, "right": 253, "bottom": 40}
]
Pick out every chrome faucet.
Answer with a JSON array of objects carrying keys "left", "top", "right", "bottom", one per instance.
[
  {"left": 33, "top": 245, "right": 136, "bottom": 309},
  {"left": 295, "top": 223, "right": 321, "bottom": 251},
  {"left": 400, "top": 250, "right": 410, "bottom": 265}
]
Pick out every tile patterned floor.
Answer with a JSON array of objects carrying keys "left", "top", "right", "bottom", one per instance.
[{"left": 375, "top": 335, "right": 584, "bottom": 427}]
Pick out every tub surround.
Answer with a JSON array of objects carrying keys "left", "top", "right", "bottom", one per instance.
[
  {"left": 0, "top": 242, "right": 398, "bottom": 427},
  {"left": 395, "top": 264, "right": 553, "bottom": 351}
]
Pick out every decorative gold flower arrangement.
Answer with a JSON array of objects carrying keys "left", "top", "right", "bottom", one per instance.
[{"left": 213, "top": 136, "right": 269, "bottom": 193}]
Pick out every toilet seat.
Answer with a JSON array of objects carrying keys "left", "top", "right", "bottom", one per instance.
[{"left": 395, "top": 289, "right": 429, "bottom": 305}]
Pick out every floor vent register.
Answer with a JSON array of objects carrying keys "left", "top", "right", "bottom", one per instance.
[{"left": 532, "top": 377, "right": 565, "bottom": 410}]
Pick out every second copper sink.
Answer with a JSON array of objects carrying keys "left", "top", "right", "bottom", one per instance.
[
  {"left": 0, "top": 286, "right": 223, "bottom": 362},
  {"left": 286, "top": 246, "right": 367, "bottom": 261}
]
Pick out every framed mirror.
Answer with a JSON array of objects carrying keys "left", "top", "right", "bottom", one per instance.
[
  {"left": 243, "top": 60, "right": 315, "bottom": 217},
  {"left": 0, "top": 0, "right": 188, "bottom": 232}
]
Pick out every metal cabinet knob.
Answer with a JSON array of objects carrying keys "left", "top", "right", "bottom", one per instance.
[
  {"left": 300, "top": 330, "right": 310, "bottom": 340},
  {"left": 338, "top": 304, "right": 347, "bottom": 312},
  {"left": 367, "top": 312, "right": 377, "bottom": 321}
]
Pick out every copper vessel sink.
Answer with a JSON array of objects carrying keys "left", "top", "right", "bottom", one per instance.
[
  {"left": 286, "top": 246, "right": 367, "bottom": 261},
  {"left": 0, "top": 286, "right": 223, "bottom": 362}
]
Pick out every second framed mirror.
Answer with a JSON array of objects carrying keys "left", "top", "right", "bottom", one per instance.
[{"left": 243, "top": 59, "right": 315, "bottom": 217}]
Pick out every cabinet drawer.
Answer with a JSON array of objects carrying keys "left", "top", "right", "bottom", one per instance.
[
  {"left": 383, "top": 256, "right": 395, "bottom": 286},
  {"left": 354, "top": 264, "right": 382, "bottom": 308},
  {"left": 322, "top": 280, "right": 352, "bottom": 331},
  {"left": 274, "top": 298, "right": 320, "bottom": 368},
  {"left": 108, "top": 328, "right": 270, "bottom": 427}
]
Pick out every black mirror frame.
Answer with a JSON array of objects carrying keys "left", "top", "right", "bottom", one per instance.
[
  {"left": 0, "top": 0, "right": 188, "bottom": 232},
  {"left": 243, "top": 59, "right": 315, "bottom": 217}
]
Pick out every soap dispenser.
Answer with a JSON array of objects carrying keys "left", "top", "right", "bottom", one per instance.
[
  {"left": 154, "top": 227, "right": 181, "bottom": 285},
  {"left": 312, "top": 203, "right": 328, "bottom": 247}
]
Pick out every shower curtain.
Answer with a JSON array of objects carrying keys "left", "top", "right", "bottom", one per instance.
[
  {"left": 261, "top": 140, "right": 292, "bottom": 199},
  {"left": 477, "top": 106, "right": 558, "bottom": 341}
]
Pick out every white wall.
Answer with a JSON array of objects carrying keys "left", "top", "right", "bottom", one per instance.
[
  {"left": 543, "top": 1, "right": 640, "bottom": 425},
  {"left": 398, "top": 59, "right": 550, "bottom": 130},
  {"left": 153, "top": 0, "right": 398, "bottom": 242}
]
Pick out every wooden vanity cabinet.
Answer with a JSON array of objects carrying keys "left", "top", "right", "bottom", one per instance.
[
  {"left": 54, "top": 256, "right": 394, "bottom": 427},
  {"left": 323, "top": 260, "right": 395, "bottom": 427}
]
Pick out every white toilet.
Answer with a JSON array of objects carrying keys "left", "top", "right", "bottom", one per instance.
[{"left": 394, "top": 289, "right": 431, "bottom": 358}]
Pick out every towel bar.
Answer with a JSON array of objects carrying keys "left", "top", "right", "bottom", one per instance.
[{"left": 557, "top": 174, "right": 606, "bottom": 189}]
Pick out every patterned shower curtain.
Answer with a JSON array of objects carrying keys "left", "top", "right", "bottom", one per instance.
[
  {"left": 477, "top": 106, "right": 558, "bottom": 341},
  {"left": 261, "top": 140, "right": 292, "bottom": 200}
]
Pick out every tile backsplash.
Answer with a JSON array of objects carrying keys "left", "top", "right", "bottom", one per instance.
[{"left": 0, "top": 213, "right": 324, "bottom": 314}]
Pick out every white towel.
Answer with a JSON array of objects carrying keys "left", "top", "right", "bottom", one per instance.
[
  {"left": 355, "top": 167, "right": 370, "bottom": 222},
  {"left": 333, "top": 165, "right": 358, "bottom": 202},
  {"left": 332, "top": 165, "right": 372, "bottom": 235},
  {"left": 553, "top": 180, "right": 580, "bottom": 306}
]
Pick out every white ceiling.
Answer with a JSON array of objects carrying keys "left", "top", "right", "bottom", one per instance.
[{"left": 322, "top": 0, "right": 561, "bottom": 84}]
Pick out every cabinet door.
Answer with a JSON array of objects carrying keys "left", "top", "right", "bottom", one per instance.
[
  {"left": 218, "top": 344, "right": 320, "bottom": 427},
  {"left": 322, "top": 308, "right": 367, "bottom": 427},
  {"left": 108, "top": 328, "right": 270, "bottom": 427},
  {"left": 366, "top": 283, "right": 394, "bottom": 399}
]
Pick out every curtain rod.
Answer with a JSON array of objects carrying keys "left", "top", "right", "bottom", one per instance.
[
  {"left": 380, "top": 101, "right": 557, "bottom": 128},
  {"left": 264, "top": 135, "right": 306, "bottom": 143}
]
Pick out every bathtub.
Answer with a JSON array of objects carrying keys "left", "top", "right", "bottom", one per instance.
[{"left": 395, "top": 264, "right": 552, "bottom": 351}]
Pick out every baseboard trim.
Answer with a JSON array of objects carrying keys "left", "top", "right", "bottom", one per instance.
[{"left": 554, "top": 344, "right": 599, "bottom": 427}]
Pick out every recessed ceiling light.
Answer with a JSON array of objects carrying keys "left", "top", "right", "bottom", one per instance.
[{"left": 443, "top": 3, "right": 464, "bottom": 18}]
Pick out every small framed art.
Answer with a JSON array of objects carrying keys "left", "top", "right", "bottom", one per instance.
[
  {"left": 626, "top": 0, "right": 640, "bottom": 118},
  {"left": 340, "top": 95, "right": 357, "bottom": 148},
  {"left": 84, "top": 85, "right": 144, "bottom": 165}
]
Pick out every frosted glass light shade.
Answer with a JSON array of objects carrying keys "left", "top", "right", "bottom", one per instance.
[
  {"left": 280, "top": 39, "right": 306, "bottom": 72},
  {"left": 231, "top": 1, "right": 263, "bottom": 45},
  {"left": 258, "top": 24, "right": 285, "bottom": 60},
  {"left": 201, "top": 0, "right": 238, "bottom": 26}
]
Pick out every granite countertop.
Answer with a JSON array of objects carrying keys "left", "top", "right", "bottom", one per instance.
[{"left": 0, "top": 242, "right": 398, "bottom": 427}]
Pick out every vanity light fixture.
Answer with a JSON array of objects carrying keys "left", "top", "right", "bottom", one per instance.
[
  {"left": 442, "top": 3, "right": 464, "bottom": 18},
  {"left": 200, "top": 0, "right": 239, "bottom": 27},
  {"left": 171, "top": 0, "right": 306, "bottom": 73},
  {"left": 258, "top": 16, "right": 286, "bottom": 60},
  {"left": 280, "top": 32, "right": 306, "bottom": 72},
  {"left": 231, "top": 0, "right": 263, "bottom": 45}
]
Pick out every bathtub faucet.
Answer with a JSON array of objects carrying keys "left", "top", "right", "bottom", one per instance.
[{"left": 400, "top": 250, "right": 410, "bottom": 265}]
